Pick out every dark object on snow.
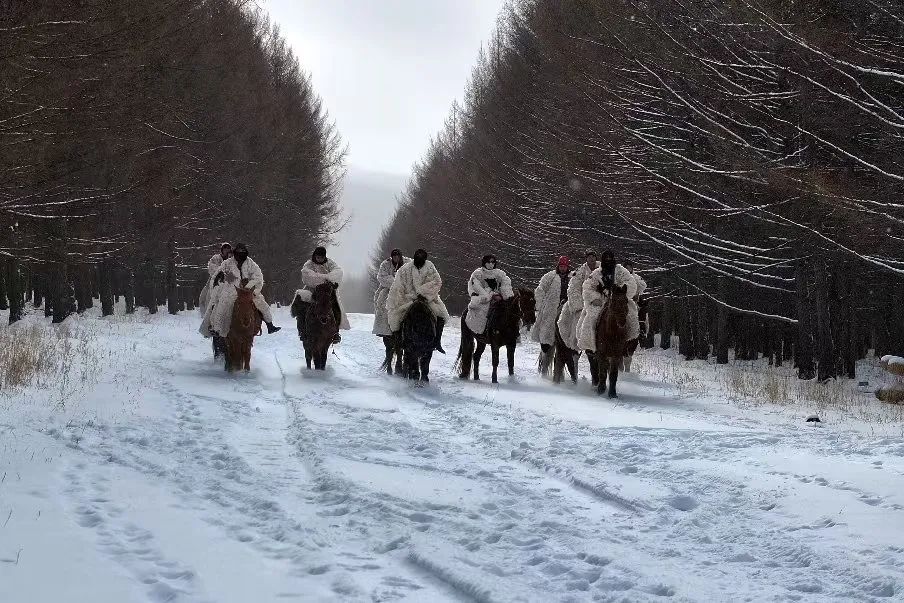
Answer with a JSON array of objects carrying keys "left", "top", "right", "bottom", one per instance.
[
  {"left": 805, "top": 415, "right": 822, "bottom": 423},
  {"left": 858, "top": 381, "right": 869, "bottom": 387}
]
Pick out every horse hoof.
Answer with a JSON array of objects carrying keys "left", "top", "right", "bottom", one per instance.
[{"left": 608, "top": 393, "right": 618, "bottom": 399}]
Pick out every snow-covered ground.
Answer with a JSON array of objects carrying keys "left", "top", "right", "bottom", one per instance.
[{"left": 2, "top": 308, "right": 904, "bottom": 602}]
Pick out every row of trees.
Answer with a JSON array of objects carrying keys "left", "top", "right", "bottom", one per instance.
[
  {"left": 1, "top": 0, "right": 344, "bottom": 323},
  {"left": 376, "top": 0, "right": 904, "bottom": 381}
]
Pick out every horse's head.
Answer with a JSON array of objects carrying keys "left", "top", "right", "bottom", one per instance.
[
  {"left": 516, "top": 287, "right": 536, "bottom": 329},
  {"left": 490, "top": 294, "right": 523, "bottom": 342},
  {"left": 232, "top": 286, "right": 259, "bottom": 335},
  {"left": 607, "top": 284, "right": 630, "bottom": 338},
  {"left": 311, "top": 282, "right": 337, "bottom": 318}
]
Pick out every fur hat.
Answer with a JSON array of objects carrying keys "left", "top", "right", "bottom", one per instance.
[
  {"left": 312, "top": 246, "right": 327, "bottom": 262},
  {"left": 481, "top": 254, "right": 497, "bottom": 267},
  {"left": 557, "top": 256, "right": 570, "bottom": 271}
]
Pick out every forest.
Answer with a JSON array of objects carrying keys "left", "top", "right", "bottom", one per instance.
[
  {"left": 0, "top": 0, "right": 344, "bottom": 322},
  {"left": 376, "top": 0, "right": 904, "bottom": 382}
]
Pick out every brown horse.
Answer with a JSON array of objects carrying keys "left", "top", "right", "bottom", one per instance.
[
  {"left": 225, "top": 286, "right": 261, "bottom": 372},
  {"left": 593, "top": 284, "right": 629, "bottom": 398},
  {"left": 291, "top": 282, "right": 338, "bottom": 370},
  {"left": 457, "top": 289, "right": 531, "bottom": 384}
]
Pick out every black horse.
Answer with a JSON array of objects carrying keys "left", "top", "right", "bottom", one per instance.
[
  {"left": 291, "top": 283, "right": 339, "bottom": 370},
  {"left": 456, "top": 291, "right": 526, "bottom": 384},
  {"left": 552, "top": 301, "right": 579, "bottom": 384},
  {"left": 384, "top": 296, "right": 436, "bottom": 384}
]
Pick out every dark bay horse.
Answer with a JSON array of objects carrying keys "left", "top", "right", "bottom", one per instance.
[
  {"left": 383, "top": 297, "right": 436, "bottom": 384},
  {"left": 594, "top": 284, "right": 629, "bottom": 398},
  {"left": 457, "top": 289, "right": 531, "bottom": 383},
  {"left": 225, "top": 286, "right": 261, "bottom": 372},
  {"left": 291, "top": 282, "right": 338, "bottom": 370},
  {"left": 552, "top": 301, "right": 579, "bottom": 384}
]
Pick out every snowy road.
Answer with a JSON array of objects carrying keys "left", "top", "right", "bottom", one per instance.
[{"left": 2, "top": 309, "right": 904, "bottom": 602}]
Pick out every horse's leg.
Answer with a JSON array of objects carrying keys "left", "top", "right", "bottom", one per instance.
[
  {"left": 473, "top": 341, "right": 486, "bottom": 380},
  {"left": 586, "top": 351, "right": 599, "bottom": 387},
  {"left": 608, "top": 357, "right": 620, "bottom": 398},
  {"left": 305, "top": 346, "right": 312, "bottom": 370},
  {"left": 420, "top": 353, "right": 431, "bottom": 383},
  {"left": 566, "top": 350, "right": 578, "bottom": 384},
  {"left": 597, "top": 356, "right": 608, "bottom": 396},
  {"left": 244, "top": 339, "right": 251, "bottom": 371},
  {"left": 491, "top": 344, "right": 500, "bottom": 384},
  {"left": 459, "top": 322, "right": 474, "bottom": 379},
  {"left": 507, "top": 344, "right": 515, "bottom": 377},
  {"left": 552, "top": 343, "right": 564, "bottom": 384},
  {"left": 383, "top": 337, "right": 394, "bottom": 375}
]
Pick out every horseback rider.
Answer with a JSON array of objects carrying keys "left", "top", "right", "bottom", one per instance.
[
  {"left": 577, "top": 249, "right": 636, "bottom": 355},
  {"left": 386, "top": 248, "right": 451, "bottom": 354},
  {"left": 556, "top": 250, "right": 598, "bottom": 352},
  {"left": 199, "top": 243, "right": 281, "bottom": 337},
  {"left": 532, "top": 256, "right": 572, "bottom": 371},
  {"left": 301, "top": 246, "right": 350, "bottom": 344},
  {"left": 465, "top": 254, "right": 514, "bottom": 336},
  {"left": 623, "top": 260, "right": 649, "bottom": 371},
  {"left": 199, "top": 242, "right": 232, "bottom": 314},
  {"left": 373, "top": 248, "right": 409, "bottom": 338}
]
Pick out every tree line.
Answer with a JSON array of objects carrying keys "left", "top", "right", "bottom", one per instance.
[
  {"left": 375, "top": 0, "right": 904, "bottom": 382},
  {"left": 0, "top": 0, "right": 344, "bottom": 324}
]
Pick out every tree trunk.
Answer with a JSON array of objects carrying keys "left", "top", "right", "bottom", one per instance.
[
  {"left": 814, "top": 259, "right": 836, "bottom": 382},
  {"left": 795, "top": 261, "right": 815, "bottom": 379},
  {"left": 167, "top": 249, "right": 179, "bottom": 315},
  {"left": 0, "top": 259, "right": 8, "bottom": 311},
  {"left": 99, "top": 260, "right": 115, "bottom": 317},
  {"left": 660, "top": 294, "right": 673, "bottom": 350},
  {"left": 6, "top": 259, "right": 24, "bottom": 324}
]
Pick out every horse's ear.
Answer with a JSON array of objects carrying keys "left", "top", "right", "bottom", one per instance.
[{"left": 332, "top": 282, "right": 339, "bottom": 290}]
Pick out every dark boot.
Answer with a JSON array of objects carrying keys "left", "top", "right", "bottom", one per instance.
[
  {"left": 434, "top": 317, "right": 446, "bottom": 354},
  {"left": 266, "top": 322, "right": 281, "bottom": 334},
  {"left": 332, "top": 333, "right": 341, "bottom": 344}
]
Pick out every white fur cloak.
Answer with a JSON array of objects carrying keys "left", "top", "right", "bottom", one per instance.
[
  {"left": 386, "top": 260, "right": 450, "bottom": 332},
  {"left": 198, "top": 252, "right": 225, "bottom": 314},
  {"left": 199, "top": 257, "right": 273, "bottom": 338},
  {"left": 556, "top": 262, "right": 595, "bottom": 351},
  {"left": 301, "top": 258, "right": 351, "bottom": 330},
  {"left": 465, "top": 267, "right": 514, "bottom": 334},
  {"left": 576, "top": 264, "right": 636, "bottom": 352},
  {"left": 372, "top": 257, "right": 409, "bottom": 336},
  {"left": 531, "top": 269, "right": 571, "bottom": 347}
]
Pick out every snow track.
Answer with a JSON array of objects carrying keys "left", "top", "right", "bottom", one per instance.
[{"left": 2, "top": 310, "right": 903, "bottom": 602}]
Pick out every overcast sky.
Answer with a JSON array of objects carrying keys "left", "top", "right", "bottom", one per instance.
[
  {"left": 265, "top": 0, "right": 506, "bottom": 176},
  {"left": 263, "top": 0, "right": 506, "bottom": 272}
]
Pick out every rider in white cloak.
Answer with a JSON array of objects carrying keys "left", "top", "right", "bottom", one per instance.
[
  {"left": 386, "top": 248, "right": 451, "bottom": 353},
  {"left": 465, "top": 254, "right": 514, "bottom": 335},
  {"left": 372, "top": 249, "right": 409, "bottom": 337},
  {"left": 557, "top": 250, "right": 598, "bottom": 351},
  {"left": 299, "top": 247, "right": 351, "bottom": 342},
  {"left": 576, "top": 249, "right": 637, "bottom": 352},
  {"left": 622, "top": 260, "right": 648, "bottom": 372},
  {"left": 198, "top": 242, "right": 231, "bottom": 314},
  {"left": 200, "top": 243, "right": 281, "bottom": 338},
  {"left": 532, "top": 256, "right": 572, "bottom": 374}
]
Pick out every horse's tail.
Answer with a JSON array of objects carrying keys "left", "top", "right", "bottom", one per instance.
[{"left": 453, "top": 342, "right": 463, "bottom": 374}]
